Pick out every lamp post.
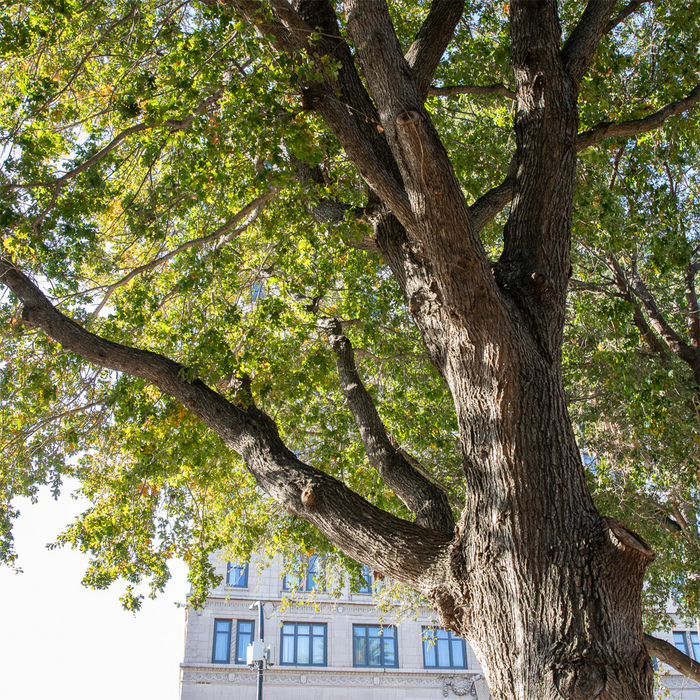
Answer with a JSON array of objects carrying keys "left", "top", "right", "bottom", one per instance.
[{"left": 247, "top": 601, "right": 274, "bottom": 700}]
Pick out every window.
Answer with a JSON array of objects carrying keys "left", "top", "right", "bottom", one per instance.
[
  {"left": 235, "top": 620, "right": 255, "bottom": 664},
  {"left": 212, "top": 619, "right": 232, "bottom": 664},
  {"left": 357, "top": 566, "right": 373, "bottom": 594},
  {"left": 226, "top": 562, "right": 249, "bottom": 588},
  {"left": 282, "top": 554, "right": 322, "bottom": 591},
  {"left": 280, "top": 622, "right": 327, "bottom": 666},
  {"left": 422, "top": 628, "right": 468, "bottom": 669},
  {"left": 674, "top": 631, "right": 690, "bottom": 656},
  {"left": 353, "top": 625, "right": 398, "bottom": 667},
  {"left": 691, "top": 631, "right": 700, "bottom": 661}
]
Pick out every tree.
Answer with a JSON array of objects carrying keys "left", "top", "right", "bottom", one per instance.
[{"left": 1, "top": 1, "right": 700, "bottom": 699}]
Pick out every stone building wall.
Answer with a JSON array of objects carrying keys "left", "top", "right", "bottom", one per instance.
[{"left": 179, "top": 555, "right": 699, "bottom": 700}]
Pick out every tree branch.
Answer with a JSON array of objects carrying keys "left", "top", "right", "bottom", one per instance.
[
  {"left": 428, "top": 83, "right": 516, "bottom": 100},
  {"left": 644, "top": 634, "right": 700, "bottom": 684},
  {"left": 608, "top": 254, "right": 696, "bottom": 366},
  {"left": 469, "top": 83, "right": 700, "bottom": 233},
  {"left": 90, "top": 189, "right": 279, "bottom": 316},
  {"left": 686, "top": 264, "right": 700, "bottom": 352},
  {"left": 0, "top": 256, "right": 452, "bottom": 591},
  {"left": 561, "top": 0, "right": 618, "bottom": 85},
  {"left": 323, "top": 318, "right": 454, "bottom": 533},
  {"left": 404, "top": 0, "right": 466, "bottom": 101},
  {"left": 468, "top": 156, "right": 517, "bottom": 232},
  {"left": 8, "top": 89, "right": 225, "bottom": 193},
  {"left": 577, "top": 82, "right": 700, "bottom": 151},
  {"left": 606, "top": 0, "right": 657, "bottom": 34}
]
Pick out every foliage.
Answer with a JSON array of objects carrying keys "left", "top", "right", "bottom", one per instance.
[{"left": 0, "top": 0, "right": 699, "bottom": 631}]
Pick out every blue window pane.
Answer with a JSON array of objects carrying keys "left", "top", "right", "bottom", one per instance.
[
  {"left": 423, "top": 636, "right": 437, "bottom": 667},
  {"left": 691, "top": 632, "right": 700, "bottom": 661},
  {"left": 235, "top": 621, "right": 254, "bottom": 664},
  {"left": 359, "top": 566, "right": 372, "bottom": 594},
  {"left": 282, "top": 635, "right": 295, "bottom": 664},
  {"left": 307, "top": 555, "right": 321, "bottom": 590},
  {"left": 451, "top": 638, "right": 465, "bottom": 667},
  {"left": 227, "top": 562, "right": 248, "bottom": 588},
  {"left": 674, "top": 632, "right": 689, "bottom": 656},
  {"left": 212, "top": 620, "right": 232, "bottom": 664},
  {"left": 383, "top": 636, "right": 396, "bottom": 666},
  {"left": 354, "top": 636, "right": 366, "bottom": 665},
  {"left": 368, "top": 636, "right": 381, "bottom": 665},
  {"left": 297, "top": 634, "right": 310, "bottom": 664},
  {"left": 312, "top": 634, "right": 325, "bottom": 664},
  {"left": 437, "top": 638, "right": 450, "bottom": 665}
]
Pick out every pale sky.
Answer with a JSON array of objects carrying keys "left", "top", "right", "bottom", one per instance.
[{"left": 0, "top": 482, "right": 190, "bottom": 699}]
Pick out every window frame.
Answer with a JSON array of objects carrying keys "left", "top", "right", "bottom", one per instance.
[
  {"left": 352, "top": 624, "right": 398, "bottom": 668},
  {"left": 279, "top": 621, "right": 327, "bottom": 666},
  {"left": 422, "top": 627, "right": 468, "bottom": 670},
  {"left": 234, "top": 619, "right": 255, "bottom": 665},
  {"left": 211, "top": 619, "right": 233, "bottom": 664},
  {"left": 226, "top": 562, "right": 249, "bottom": 588},
  {"left": 282, "top": 554, "right": 323, "bottom": 592}
]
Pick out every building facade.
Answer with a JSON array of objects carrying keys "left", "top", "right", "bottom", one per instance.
[{"left": 179, "top": 555, "right": 700, "bottom": 699}]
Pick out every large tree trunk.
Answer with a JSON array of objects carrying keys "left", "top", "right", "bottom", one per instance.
[{"left": 442, "top": 353, "right": 655, "bottom": 700}]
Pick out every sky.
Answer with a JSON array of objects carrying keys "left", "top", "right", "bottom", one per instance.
[{"left": 0, "top": 482, "right": 190, "bottom": 700}]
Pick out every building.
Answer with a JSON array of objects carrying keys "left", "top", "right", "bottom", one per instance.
[
  {"left": 179, "top": 554, "right": 489, "bottom": 699},
  {"left": 178, "top": 555, "right": 700, "bottom": 699}
]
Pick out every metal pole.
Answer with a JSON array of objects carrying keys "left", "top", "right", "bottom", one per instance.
[{"left": 255, "top": 601, "right": 263, "bottom": 700}]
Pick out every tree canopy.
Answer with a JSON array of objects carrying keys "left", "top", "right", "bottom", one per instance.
[{"left": 2, "top": 1, "right": 700, "bottom": 696}]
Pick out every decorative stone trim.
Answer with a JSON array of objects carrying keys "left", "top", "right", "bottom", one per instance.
[
  {"left": 661, "top": 676, "right": 700, "bottom": 689},
  {"left": 442, "top": 674, "right": 491, "bottom": 698},
  {"left": 181, "top": 665, "right": 483, "bottom": 690}
]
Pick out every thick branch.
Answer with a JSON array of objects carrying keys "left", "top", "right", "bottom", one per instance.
[
  {"left": 405, "top": 0, "right": 465, "bottom": 101},
  {"left": 0, "top": 256, "right": 451, "bottom": 590},
  {"left": 344, "top": 0, "right": 495, "bottom": 316},
  {"left": 468, "top": 157, "right": 517, "bottom": 232},
  {"left": 231, "top": 0, "right": 415, "bottom": 226},
  {"left": 577, "top": 82, "right": 700, "bottom": 150},
  {"left": 644, "top": 634, "right": 700, "bottom": 684},
  {"left": 561, "top": 0, "right": 618, "bottom": 85},
  {"left": 323, "top": 318, "right": 454, "bottom": 534},
  {"left": 428, "top": 83, "right": 516, "bottom": 100}
]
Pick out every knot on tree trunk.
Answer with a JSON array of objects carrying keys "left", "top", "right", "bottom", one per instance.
[
  {"left": 606, "top": 518, "right": 655, "bottom": 562},
  {"left": 554, "top": 660, "right": 606, "bottom": 700},
  {"left": 301, "top": 484, "right": 318, "bottom": 508},
  {"left": 396, "top": 110, "right": 421, "bottom": 125}
]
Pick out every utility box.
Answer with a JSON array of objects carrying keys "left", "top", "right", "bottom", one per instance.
[
  {"left": 266, "top": 644, "right": 275, "bottom": 667},
  {"left": 246, "top": 641, "right": 264, "bottom": 666}
]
